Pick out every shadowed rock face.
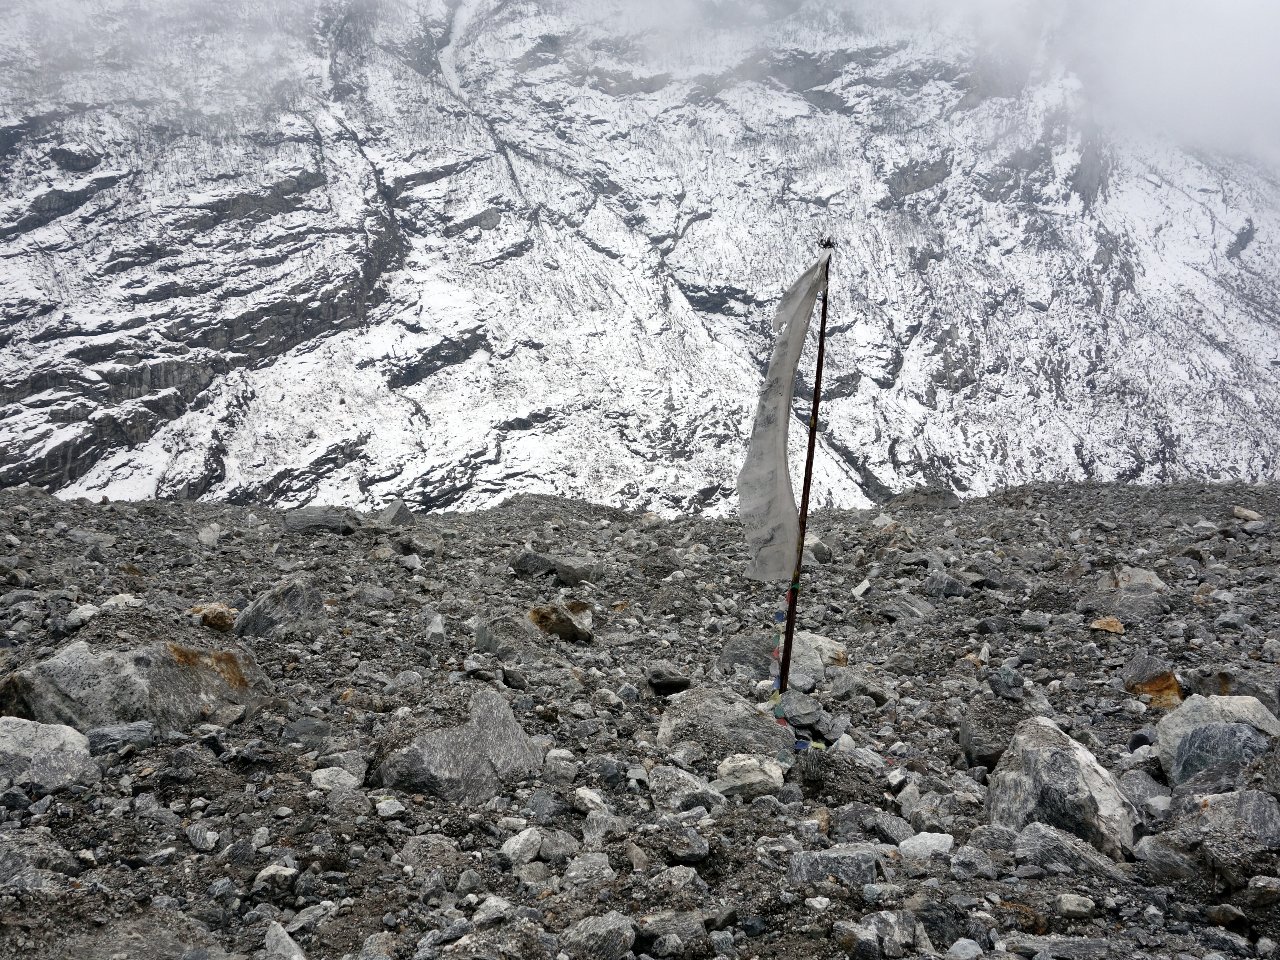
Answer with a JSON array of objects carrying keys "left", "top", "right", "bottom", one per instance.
[{"left": 1, "top": 1, "right": 1279, "bottom": 513}]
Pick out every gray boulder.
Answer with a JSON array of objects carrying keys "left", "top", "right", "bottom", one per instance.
[
  {"left": 1154, "top": 694, "right": 1280, "bottom": 780},
  {"left": 987, "top": 716, "right": 1137, "bottom": 859},
  {"left": 282, "top": 506, "right": 359, "bottom": 535},
  {"left": 1170, "top": 721, "right": 1270, "bottom": 785},
  {"left": 657, "top": 688, "right": 794, "bottom": 759},
  {"left": 561, "top": 911, "right": 635, "bottom": 960},
  {"left": 836, "top": 910, "right": 934, "bottom": 959},
  {"left": 1013, "top": 822, "right": 1128, "bottom": 882},
  {"left": 234, "top": 577, "right": 325, "bottom": 638},
  {"left": 375, "top": 688, "right": 543, "bottom": 804},
  {"left": 0, "top": 717, "right": 100, "bottom": 795},
  {"left": 788, "top": 844, "right": 879, "bottom": 886},
  {"left": 648, "top": 765, "right": 725, "bottom": 812},
  {"left": 0, "top": 639, "right": 273, "bottom": 733},
  {"left": 1159, "top": 789, "right": 1280, "bottom": 888},
  {"left": 0, "top": 828, "right": 82, "bottom": 892}
]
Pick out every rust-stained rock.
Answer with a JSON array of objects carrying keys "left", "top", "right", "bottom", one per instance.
[
  {"left": 191, "top": 602, "right": 237, "bottom": 632},
  {"left": 529, "top": 601, "right": 593, "bottom": 643},
  {"left": 1089, "top": 616, "right": 1125, "bottom": 635},
  {"left": 0, "top": 639, "right": 273, "bottom": 733},
  {"left": 1128, "top": 672, "right": 1183, "bottom": 709}
]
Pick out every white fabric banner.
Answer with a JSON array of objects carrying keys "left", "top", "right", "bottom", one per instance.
[{"left": 737, "top": 250, "right": 831, "bottom": 582}]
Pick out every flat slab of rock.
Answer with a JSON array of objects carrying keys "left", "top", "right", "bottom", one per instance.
[
  {"left": 657, "top": 688, "right": 794, "bottom": 759},
  {"left": 0, "top": 639, "right": 273, "bottom": 733},
  {"left": 987, "top": 716, "right": 1137, "bottom": 859},
  {"left": 375, "top": 688, "right": 543, "bottom": 804},
  {"left": 0, "top": 717, "right": 100, "bottom": 796}
]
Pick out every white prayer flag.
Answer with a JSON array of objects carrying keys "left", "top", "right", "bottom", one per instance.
[{"left": 737, "top": 250, "right": 832, "bottom": 582}]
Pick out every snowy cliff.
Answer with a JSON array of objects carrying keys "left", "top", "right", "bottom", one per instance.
[{"left": 2, "top": 0, "right": 1278, "bottom": 512}]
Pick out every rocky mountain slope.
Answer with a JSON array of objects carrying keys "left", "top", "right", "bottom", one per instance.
[
  {"left": 2, "top": 0, "right": 1279, "bottom": 513},
  {"left": 1, "top": 482, "right": 1278, "bottom": 959}
]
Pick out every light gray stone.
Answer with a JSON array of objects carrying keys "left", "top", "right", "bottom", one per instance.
[
  {"left": 0, "top": 716, "right": 100, "bottom": 796},
  {"left": 987, "top": 716, "right": 1137, "bottom": 859},
  {"left": 264, "top": 920, "right": 308, "bottom": 960},
  {"left": 1154, "top": 695, "right": 1280, "bottom": 780},
  {"left": 561, "top": 911, "right": 636, "bottom": 960},
  {"left": 898, "top": 832, "right": 954, "bottom": 861},
  {"left": 710, "top": 754, "right": 784, "bottom": 798}
]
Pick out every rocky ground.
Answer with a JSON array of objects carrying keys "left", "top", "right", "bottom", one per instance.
[{"left": 1, "top": 481, "right": 1279, "bottom": 960}]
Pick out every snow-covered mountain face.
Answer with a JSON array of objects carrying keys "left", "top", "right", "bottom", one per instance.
[{"left": 2, "top": 0, "right": 1278, "bottom": 514}]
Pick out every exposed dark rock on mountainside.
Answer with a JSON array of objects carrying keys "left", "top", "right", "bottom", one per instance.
[
  {"left": 2, "top": 0, "right": 1279, "bottom": 512},
  {"left": 1, "top": 481, "right": 1279, "bottom": 958}
]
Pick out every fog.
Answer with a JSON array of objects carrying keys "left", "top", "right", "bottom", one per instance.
[
  {"left": 970, "top": 0, "right": 1280, "bottom": 161},
  {"left": 6, "top": 0, "right": 1280, "bottom": 161},
  {"left": 608, "top": 0, "right": 1280, "bottom": 162}
]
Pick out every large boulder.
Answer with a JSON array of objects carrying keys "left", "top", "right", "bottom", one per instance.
[
  {"left": 0, "top": 639, "right": 273, "bottom": 733},
  {"left": 1158, "top": 789, "right": 1280, "bottom": 888},
  {"left": 656, "top": 688, "right": 794, "bottom": 759},
  {"left": 234, "top": 577, "right": 325, "bottom": 639},
  {"left": 0, "top": 717, "right": 99, "bottom": 796},
  {"left": 1154, "top": 694, "right": 1280, "bottom": 781},
  {"left": 987, "top": 717, "right": 1137, "bottom": 859},
  {"left": 375, "top": 689, "right": 543, "bottom": 804}
]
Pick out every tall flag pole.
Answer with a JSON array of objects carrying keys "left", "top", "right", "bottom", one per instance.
[
  {"left": 779, "top": 248, "right": 832, "bottom": 693},
  {"left": 737, "top": 240, "right": 835, "bottom": 696}
]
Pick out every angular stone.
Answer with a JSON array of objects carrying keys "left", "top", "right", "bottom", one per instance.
[
  {"left": 86, "top": 720, "right": 154, "bottom": 756},
  {"left": 1170, "top": 721, "right": 1270, "bottom": 785},
  {"left": 657, "top": 688, "right": 794, "bottom": 759},
  {"left": 1154, "top": 694, "right": 1280, "bottom": 779},
  {"left": 987, "top": 716, "right": 1137, "bottom": 859},
  {"left": 1013, "top": 822, "right": 1127, "bottom": 882},
  {"left": 0, "top": 639, "right": 273, "bottom": 733},
  {"left": 830, "top": 667, "right": 893, "bottom": 705},
  {"left": 646, "top": 660, "right": 691, "bottom": 696},
  {"left": 311, "top": 767, "right": 360, "bottom": 792},
  {"left": 0, "top": 717, "right": 100, "bottom": 796},
  {"left": 710, "top": 753, "right": 784, "bottom": 798},
  {"left": 648, "top": 765, "right": 724, "bottom": 812},
  {"left": 1162, "top": 789, "right": 1280, "bottom": 888},
  {"left": 0, "top": 828, "right": 82, "bottom": 892},
  {"left": 234, "top": 577, "right": 325, "bottom": 639},
  {"left": 561, "top": 911, "right": 635, "bottom": 960},
  {"left": 264, "top": 921, "right": 308, "bottom": 960},
  {"left": 528, "top": 602, "right": 593, "bottom": 643},
  {"left": 896, "top": 832, "right": 952, "bottom": 862},
  {"left": 376, "top": 499, "right": 415, "bottom": 526},
  {"left": 788, "top": 844, "right": 879, "bottom": 886},
  {"left": 282, "top": 506, "right": 359, "bottom": 535},
  {"left": 374, "top": 689, "right": 543, "bottom": 804}
]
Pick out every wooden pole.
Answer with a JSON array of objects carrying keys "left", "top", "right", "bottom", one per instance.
[{"left": 778, "top": 251, "right": 832, "bottom": 694}]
